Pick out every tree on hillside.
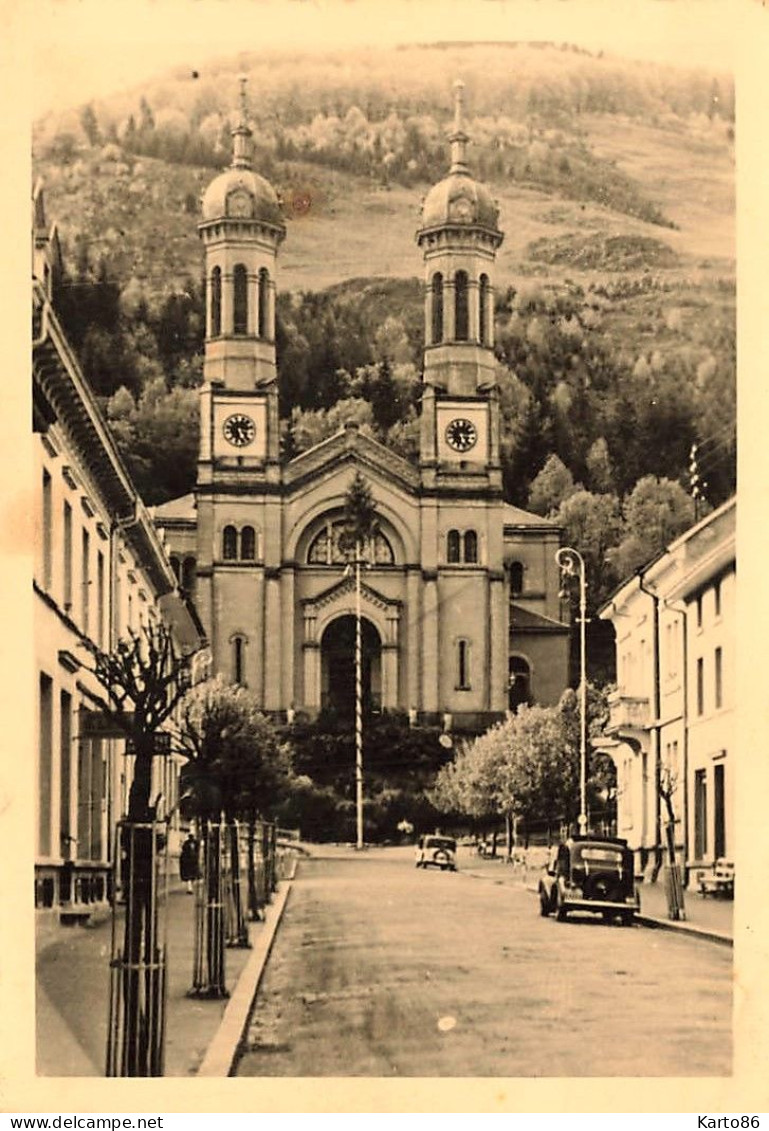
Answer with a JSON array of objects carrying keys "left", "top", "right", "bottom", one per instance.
[
  {"left": 609, "top": 475, "right": 695, "bottom": 579},
  {"left": 553, "top": 489, "right": 623, "bottom": 611},
  {"left": 527, "top": 453, "right": 578, "bottom": 516}
]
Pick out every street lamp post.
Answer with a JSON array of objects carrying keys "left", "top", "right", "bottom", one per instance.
[{"left": 556, "top": 546, "right": 588, "bottom": 836}]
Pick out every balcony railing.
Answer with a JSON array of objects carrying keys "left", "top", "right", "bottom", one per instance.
[{"left": 607, "top": 692, "right": 650, "bottom": 732}]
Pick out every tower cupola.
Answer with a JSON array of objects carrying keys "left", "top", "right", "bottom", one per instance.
[
  {"left": 416, "top": 81, "right": 504, "bottom": 396},
  {"left": 199, "top": 77, "right": 285, "bottom": 391}
]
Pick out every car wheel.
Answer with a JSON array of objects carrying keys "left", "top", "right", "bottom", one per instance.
[
  {"left": 621, "top": 912, "right": 634, "bottom": 927},
  {"left": 539, "top": 893, "right": 550, "bottom": 917},
  {"left": 555, "top": 890, "right": 567, "bottom": 922},
  {"left": 602, "top": 910, "right": 615, "bottom": 923}
]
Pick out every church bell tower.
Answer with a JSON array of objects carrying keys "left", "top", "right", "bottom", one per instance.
[
  {"left": 416, "top": 81, "right": 504, "bottom": 481},
  {"left": 197, "top": 78, "right": 286, "bottom": 474}
]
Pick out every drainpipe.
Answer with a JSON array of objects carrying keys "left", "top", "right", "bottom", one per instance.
[{"left": 636, "top": 574, "right": 662, "bottom": 875}]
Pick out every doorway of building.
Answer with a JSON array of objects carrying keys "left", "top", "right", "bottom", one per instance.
[{"left": 320, "top": 615, "right": 382, "bottom": 717}]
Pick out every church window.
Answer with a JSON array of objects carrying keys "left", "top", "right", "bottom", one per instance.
[
  {"left": 307, "top": 520, "right": 395, "bottom": 565},
  {"left": 169, "top": 555, "right": 181, "bottom": 584},
  {"left": 258, "top": 268, "right": 270, "bottom": 339},
  {"left": 457, "top": 639, "right": 471, "bottom": 690},
  {"left": 181, "top": 556, "right": 196, "bottom": 595},
  {"left": 210, "top": 267, "right": 222, "bottom": 337},
  {"left": 447, "top": 529, "right": 461, "bottom": 563},
  {"left": 240, "top": 526, "right": 256, "bottom": 560},
  {"left": 431, "top": 273, "right": 443, "bottom": 344},
  {"left": 232, "top": 635, "right": 246, "bottom": 686},
  {"left": 510, "top": 560, "right": 524, "bottom": 596},
  {"left": 455, "top": 270, "right": 469, "bottom": 341},
  {"left": 479, "top": 274, "right": 489, "bottom": 345},
  {"left": 464, "top": 530, "right": 478, "bottom": 563},
  {"left": 223, "top": 525, "right": 238, "bottom": 560},
  {"left": 233, "top": 264, "right": 248, "bottom": 334}
]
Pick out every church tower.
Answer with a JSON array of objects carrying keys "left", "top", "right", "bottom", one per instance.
[
  {"left": 416, "top": 80, "right": 503, "bottom": 481},
  {"left": 197, "top": 78, "right": 286, "bottom": 475}
]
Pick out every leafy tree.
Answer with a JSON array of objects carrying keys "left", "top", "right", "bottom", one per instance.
[
  {"left": 288, "top": 397, "right": 374, "bottom": 456},
  {"left": 107, "top": 379, "right": 199, "bottom": 505},
  {"left": 527, "top": 453, "right": 578, "bottom": 516},
  {"left": 80, "top": 103, "right": 101, "bottom": 146},
  {"left": 553, "top": 489, "right": 623, "bottom": 610},
  {"left": 609, "top": 475, "right": 695, "bottom": 578}
]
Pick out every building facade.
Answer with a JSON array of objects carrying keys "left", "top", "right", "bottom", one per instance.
[
  {"left": 154, "top": 82, "right": 570, "bottom": 731},
  {"left": 598, "top": 498, "right": 735, "bottom": 882},
  {"left": 33, "top": 183, "right": 203, "bottom": 918}
]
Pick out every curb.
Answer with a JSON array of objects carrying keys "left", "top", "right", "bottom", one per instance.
[
  {"left": 196, "top": 859, "right": 297, "bottom": 1077},
  {"left": 635, "top": 913, "right": 733, "bottom": 948}
]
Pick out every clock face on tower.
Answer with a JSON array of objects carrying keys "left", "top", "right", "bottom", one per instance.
[
  {"left": 223, "top": 413, "right": 256, "bottom": 447},
  {"left": 445, "top": 417, "right": 478, "bottom": 453}
]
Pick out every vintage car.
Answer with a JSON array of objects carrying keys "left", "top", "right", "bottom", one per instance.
[
  {"left": 415, "top": 834, "right": 457, "bottom": 871},
  {"left": 538, "top": 836, "right": 639, "bottom": 925}
]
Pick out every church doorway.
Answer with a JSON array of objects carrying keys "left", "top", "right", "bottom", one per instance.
[{"left": 320, "top": 615, "right": 382, "bottom": 717}]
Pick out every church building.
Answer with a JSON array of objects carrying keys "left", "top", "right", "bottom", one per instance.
[{"left": 154, "top": 82, "right": 570, "bottom": 733}]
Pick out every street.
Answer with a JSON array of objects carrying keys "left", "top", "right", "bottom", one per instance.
[{"left": 236, "top": 847, "right": 732, "bottom": 1077}]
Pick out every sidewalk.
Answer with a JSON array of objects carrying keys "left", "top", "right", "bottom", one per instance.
[
  {"left": 36, "top": 870, "right": 295, "bottom": 1077},
  {"left": 458, "top": 848, "right": 734, "bottom": 946}
]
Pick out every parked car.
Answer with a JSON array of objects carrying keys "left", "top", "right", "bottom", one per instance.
[
  {"left": 415, "top": 835, "right": 457, "bottom": 871},
  {"left": 538, "top": 836, "right": 639, "bottom": 925}
]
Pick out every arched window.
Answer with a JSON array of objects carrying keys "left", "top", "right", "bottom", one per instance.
[
  {"left": 307, "top": 521, "right": 395, "bottom": 565},
  {"left": 258, "top": 268, "right": 270, "bottom": 339},
  {"left": 181, "top": 556, "right": 196, "bottom": 595},
  {"left": 233, "top": 264, "right": 248, "bottom": 334},
  {"left": 479, "top": 273, "right": 489, "bottom": 346},
  {"left": 510, "top": 560, "right": 524, "bottom": 596},
  {"left": 233, "top": 635, "right": 246, "bottom": 685},
  {"left": 447, "top": 529, "right": 461, "bottom": 563},
  {"left": 169, "top": 555, "right": 181, "bottom": 584},
  {"left": 431, "top": 272, "right": 443, "bottom": 344},
  {"left": 455, "top": 270, "right": 469, "bottom": 341},
  {"left": 240, "top": 526, "right": 256, "bottom": 560},
  {"left": 509, "top": 656, "right": 532, "bottom": 712},
  {"left": 210, "top": 267, "right": 222, "bottom": 337},
  {"left": 223, "top": 525, "right": 238, "bottom": 560},
  {"left": 457, "top": 639, "right": 471, "bottom": 690},
  {"left": 464, "top": 530, "right": 478, "bottom": 564}
]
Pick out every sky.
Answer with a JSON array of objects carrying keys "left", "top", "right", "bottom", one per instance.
[{"left": 17, "top": 0, "right": 741, "bottom": 120}]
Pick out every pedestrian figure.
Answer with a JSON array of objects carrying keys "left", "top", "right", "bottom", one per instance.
[{"left": 180, "top": 832, "right": 199, "bottom": 893}]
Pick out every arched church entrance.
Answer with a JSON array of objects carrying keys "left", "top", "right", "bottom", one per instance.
[{"left": 321, "top": 615, "right": 382, "bottom": 717}]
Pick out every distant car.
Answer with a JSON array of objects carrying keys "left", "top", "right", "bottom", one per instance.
[
  {"left": 538, "top": 836, "right": 639, "bottom": 925},
  {"left": 415, "top": 835, "right": 457, "bottom": 871}
]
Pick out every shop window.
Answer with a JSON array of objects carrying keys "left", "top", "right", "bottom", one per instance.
[
  {"left": 223, "top": 525, "right": 238, "bottom": 560},
  {"left": 431, "top": 272, "right": 443, "bottom": 344},
  {"left": 233, "top": 264, "right": 248, "bottom": 334},
  {"left": 210, "top": 267, "right": 221, "bottom": 337},
  {"left": 447, "top": 529, "right": 461, "bottom": 563},
  {"left": 455, "top": 270, "right": 469, "bottom": 341}
]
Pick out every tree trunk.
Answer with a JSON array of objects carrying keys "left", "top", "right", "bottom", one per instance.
[{"left": 226, "top": 820, "right": 249, "bottom": 948}]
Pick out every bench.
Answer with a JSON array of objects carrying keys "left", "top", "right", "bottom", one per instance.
[{"left": 697, "top": 858, "right": 735, "bottom": 899}]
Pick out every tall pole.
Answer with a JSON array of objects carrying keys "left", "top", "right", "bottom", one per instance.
[
  {"left": 355, "top": 543, "right": 364, "bottom": 850},
  {"left": 556, "top": 547, "right": 587, "bottom": 836}
]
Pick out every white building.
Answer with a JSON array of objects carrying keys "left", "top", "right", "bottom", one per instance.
[
  {"left": 599, "top": 498, "right": 735, "bottom": 882},
  {"left": 32, "top": 183, "right": 204, "bottom": 919}
]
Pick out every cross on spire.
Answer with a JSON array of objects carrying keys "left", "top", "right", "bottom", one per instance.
[
  {"left": 449, "top": 78, "right": 469, "bottom": 173},
  {"left": 231, "top": 74, "right": 253, "bottom": 169}
]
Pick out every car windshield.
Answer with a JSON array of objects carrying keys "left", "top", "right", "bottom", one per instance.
[{"left": 425, "top": 837, "right": 456, "bottom": 850}]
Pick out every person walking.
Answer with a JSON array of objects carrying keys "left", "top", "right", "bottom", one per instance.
[{"left": 180, "top": 831, "right": 199, "bottom": 894}]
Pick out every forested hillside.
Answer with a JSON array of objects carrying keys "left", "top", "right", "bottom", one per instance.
[{"left": 33, "top": 42, "right": 735, "bottom": 612}]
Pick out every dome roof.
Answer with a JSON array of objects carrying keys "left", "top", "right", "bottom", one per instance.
[
  {"left": 200, "top": 166, "right": 284, "bottom": 228},
  {"left": 419, "top": 169, "right": 500, "bottom": 233}
]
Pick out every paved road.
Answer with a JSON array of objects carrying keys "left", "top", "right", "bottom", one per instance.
[{"left": 236, "top": 849, "right": 732, "bottom": 1077}]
